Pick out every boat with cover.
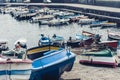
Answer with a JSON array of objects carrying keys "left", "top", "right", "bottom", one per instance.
[
  {"left": 80, "top": 45, "right": 118, "bottom": 68},
  {"left": 0, "top": 42, "right": 32, "bottom": 80},
  {"left": 29, "top": 47, "right": 76, "bottom": 80}
]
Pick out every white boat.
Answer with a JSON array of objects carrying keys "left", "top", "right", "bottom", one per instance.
[
  {"left": 0, "top": 48, "right": 32, "bottom": 80},
  {"left": 48, "top": 19, "right": 69, "bottom": 26},
  {"left": 78, "top": 18, "right": 95, "bottom": 25},
  {"left": 43, "top": 0, "right": 51, "bottom": 3},
  {"left": 107, "top": 30, "right": 120, "bottom": 40},
  {"left": 31, "top": 15, "right": 54, "bottom": 23}
]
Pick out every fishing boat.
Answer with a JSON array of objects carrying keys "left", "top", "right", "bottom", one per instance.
[
  {"left": 27, "top": 45, "right": 61, "bottom": 60},
  {"left": 51, "top": 34, "right": 64, "bottom": 46},
  {"left": 80, "top": 45, "right": 118, "bottom": 68},
  {"left": 0, "top": 46, "right": 32, "bottom": 80},
  {"left": 101, "top": 22, "right": 117, "bottom": 28},
  {"left": 48, "top": 18, "right": 69, "bottom": 26},
  {"left": 90, "top": 20, "right": 108, "bottom": 27},
  {"left": 0, "top": 40, "right": 9, "bottom": 51},
  {"left": 38, "top": 34, "right": 52, "bottom": 46},
  {"left": 82, "top": 30, "right": 95, "bottom": 37},
  {"left": 67, "top": 32, "right": 94, "bottom": 48},
  {"left": 78, "top": 18, "right": 95, "bottom": 25},
  {"left": 107, "top": 30, "right": 120, "bottom": 40},
  {"left": 30, "top": 15, "right": 54, "bottom": 23},
  {"left": 29, "top": 47, "right": 76, "bottom": 80},
  {"left": 99, "top": 40, "right": 118, "bottom": 50}
]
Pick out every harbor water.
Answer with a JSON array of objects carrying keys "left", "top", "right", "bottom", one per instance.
[{"left": 0, "top": 13, "right": 120, "bottom": 49}]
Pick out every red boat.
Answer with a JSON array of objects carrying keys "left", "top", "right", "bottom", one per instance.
[{"left": 99, "top": 40, "right": 118, "bottom": 50}]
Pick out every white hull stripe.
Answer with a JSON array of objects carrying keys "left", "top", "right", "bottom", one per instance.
[{"left": 0, "top": 69, "right": 31, "bottom": 75}]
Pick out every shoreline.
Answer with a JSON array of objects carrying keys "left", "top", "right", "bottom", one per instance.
[{"left": 61, "top": 48, "right": 120, "bottom": 80}]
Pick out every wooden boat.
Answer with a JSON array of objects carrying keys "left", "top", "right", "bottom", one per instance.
[
  {"left": 101, "top": 22, "right": 117, "bottom": 28},
  {"left": 80, "top": 45, "right": 118, "bottom": 68},
  {"left": 15, "top": 12, "right": 38, "bottom": 20},
  {"left": 0, "top": 40, "right": 9, "bottom": 51},
  {"left": 107, "top": 30, "right": 120, "bottom": 40},
  {"left": 38, "top": 34, "right": 52, "bottom": 46},
  {"left": 67, "top": 31, "right": 95, "bottom": 48},
  {"left": 67, "top": 35, "right": 94, "bottom": 48},
  {"left": 99, "top": 40, "right": 118, "bottom": 50},
  {"left": 69, "top": 15, "right": 88, "bottom": 23},
  {"left": 29, "top": 48, "right": 76, "bottom": 80},
  {"left": 78, "top": 18, "right": 95, "bottom": 25},
  {"left": 90, "top": 20, "right": 108, "bottom": 27},
  {"left": 0, "top": 48, "right": 32, "bottom": 80},
  {"left": 30, "top": 15, "right": 54, "bottom": 23},
  {"left": 51, "top": 34, "right": 64, "bottom": 46},
  {"left": 27, "top": 45, "right": 61, "bottom": 60},
  {"left": 48, "top": 19, "right": 69, "bottom": 26},
  {"left": 82, "top": 30, "right": 95, "bottom": 37},
  {"left": 82, "top": 30, "right": 101, "bottom": 43}
]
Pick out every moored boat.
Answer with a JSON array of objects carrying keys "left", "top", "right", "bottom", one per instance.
[
  {"left": 51, "top": 34, "right": 64, "bottom": 46},
  {"left": 67, "top": 32, "right": 94, "bottom": 48},
  {"left": 0, "top": 40, "right": 9, "bottom": 51},
  {"left": 90, "top": 20, "right": 108, "bottom": 27},
  {"left": 101, "top": 22, "right": 117, "bottom": 28},
  {"left": 38, "top": 34, "right": 52, "bottom": 46},
  {"left": 107, "top": 30, "right": 120, "bottom": 40}
]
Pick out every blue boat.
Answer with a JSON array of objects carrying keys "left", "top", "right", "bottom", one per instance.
[
  {"left": 90, "top": 20, "right": 108, "bottom": 27},
  {"left": 38, "top": 34, "right": 52, "bottom": 46},
  {"left": 29, "top": 48, "right": 76, "bottom": 80}
]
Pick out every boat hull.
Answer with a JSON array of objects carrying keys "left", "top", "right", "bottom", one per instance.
[
  {"left": 80, "top": 50, "right": 117, "bottom": 68},
  {"left": 30, "top": 57, "right": 75, "bottom": 80},
  {"left": 0, "top": 60, "right": 32, "bottom": 80},
  {"left": 67, "top": 38, "right": 94, "bottom": 48},
  {"left": 108, "top": 34, "right": 120, "bottom": 40},
  {"left": 99, "top": 41, "right": 118, "bottom": 50}
]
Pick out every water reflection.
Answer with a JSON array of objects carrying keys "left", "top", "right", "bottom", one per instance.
[{"left": 0, "top": 14, "right": 120, "bottom": 49}]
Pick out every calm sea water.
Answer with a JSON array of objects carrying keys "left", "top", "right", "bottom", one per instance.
[{"left": 0, "top": 14, "right": 120, "bottom": 49}]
